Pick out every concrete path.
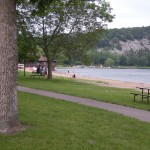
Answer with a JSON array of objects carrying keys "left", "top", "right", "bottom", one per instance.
[{"left": 18, "top": 86, "right": 150, "bottom": 123}]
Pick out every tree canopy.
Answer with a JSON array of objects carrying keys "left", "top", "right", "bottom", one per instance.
[{"left": 17, "top": 0, "right": 114, "bottom": 79}]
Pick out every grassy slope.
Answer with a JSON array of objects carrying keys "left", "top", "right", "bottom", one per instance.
[
  {"left": 0, "top": 92, "right": 150, "bottom": 150},
  {"left": 18, "top": 73, "right": 150, "bottom": 110}
]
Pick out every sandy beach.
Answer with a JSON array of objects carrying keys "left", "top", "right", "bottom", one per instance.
[
  {"left": 52, "top": 71, "right": 150, "bottom": 89},
  {"left": 24, "top": 67, "right": 150, "bottom": 89}
]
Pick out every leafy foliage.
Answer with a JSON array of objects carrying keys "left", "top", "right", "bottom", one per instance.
[
  {"left": 17, "top": 0, "right": 114, "bottom": 78},
  {"left": 17, "top": 1, "right": 39, "bottom": 63}
]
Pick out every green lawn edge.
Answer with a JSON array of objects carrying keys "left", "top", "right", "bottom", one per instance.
[
  {"left": 18, "top": 72, "right": 150, "bottom": 111},
  {"left": 1, "top": 92, "right": 150, "bottom": 150}
]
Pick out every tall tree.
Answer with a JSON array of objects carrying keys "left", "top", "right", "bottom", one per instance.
[
  {"left": 0, "top": 0, "right": 20, "bottom": 133},
  {"left": 0, "top": 0, "right": 55, "bottom": 134},
  {"left": 19, "top": 0, "right": 114, "bottom": 80}
]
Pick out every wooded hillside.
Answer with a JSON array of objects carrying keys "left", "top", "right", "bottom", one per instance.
[
  {"left": 87, "top": 26, "right": 150, "bottom": 67},
  {"left": 20, "top": 25, "right": 150, "bottom": 67},
  {"left": 97, "top": 26, "right": 150, "bottom": 53}
]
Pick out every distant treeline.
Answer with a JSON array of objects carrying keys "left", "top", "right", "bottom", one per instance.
[
  {"left": 60, "top": 48, "right": 150, "bottom": 67},
  {"left": 88, "top": 48, "right": 150, "bottom": 67},
  {"left": 97, "top": 26, "right": 150, "bottom": 49}
]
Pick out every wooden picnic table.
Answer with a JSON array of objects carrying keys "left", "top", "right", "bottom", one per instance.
[{"left": 130, "top": 87, "right": 150, "bottom": 102}]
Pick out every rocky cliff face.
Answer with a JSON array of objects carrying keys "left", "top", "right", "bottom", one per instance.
[
  {"left": 97, "top": 26, "right": 150, "bottom": 54},
  {"left": 120, "top": 38, "right": 150, "bottom": 51},
  {"left": 98, "top": 38, "right": 150, "bottom": 54}
]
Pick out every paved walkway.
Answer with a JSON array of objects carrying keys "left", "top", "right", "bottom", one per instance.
[{"left": 18, "top": 86, "right": 150, "bottom": 123}]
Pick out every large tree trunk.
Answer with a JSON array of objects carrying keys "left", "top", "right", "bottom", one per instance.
[
  {"left": 47, "top": 59, "right": 52, "bottom": 80},
  {"left": 0, "top": 0, "right": 20, "bottom": 133}
]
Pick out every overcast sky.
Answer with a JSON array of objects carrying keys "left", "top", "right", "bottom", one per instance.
[{"left": 107, "top": 0, "right": 150, "bottom": 29}]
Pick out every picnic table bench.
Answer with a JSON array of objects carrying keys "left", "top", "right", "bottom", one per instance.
[
  {"left": 30, "top": 71, "right": 45, "bottom": 78},
  {"left": 130, "top": 87, "right": 150, "bottom": 102}
]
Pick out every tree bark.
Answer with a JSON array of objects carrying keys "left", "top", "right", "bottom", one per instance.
[
  {"left": 0, "top": 0, "right": 20, "bottom": 133},
  {"left": 47, "top": 59, "right": 52, "bottom": 80}
]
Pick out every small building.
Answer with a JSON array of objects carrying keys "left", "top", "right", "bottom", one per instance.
[{"left": 25, "top": 57, "right": 56, "bottom": 71}]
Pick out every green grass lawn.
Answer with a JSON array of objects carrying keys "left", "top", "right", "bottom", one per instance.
[
  {"left": 18, "top": 72, "right": 150, "bottom": 110},
  {"left": 1, "top": 92, "right": 150, "bottom": 150}
]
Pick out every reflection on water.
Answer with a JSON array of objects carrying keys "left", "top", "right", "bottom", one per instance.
[{"left": 56, "top": 68, "right": 150, "bottom": 84}]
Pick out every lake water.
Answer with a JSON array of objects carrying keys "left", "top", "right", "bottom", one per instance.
[{"left": 56, "top": 68, "right": 150, "bottom": 84}]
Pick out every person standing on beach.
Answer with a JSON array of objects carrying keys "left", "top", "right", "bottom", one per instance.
[{"left": 72, "top": 74, "right": 76, "bottom": 78}]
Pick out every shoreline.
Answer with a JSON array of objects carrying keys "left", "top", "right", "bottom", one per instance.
[
  {"left": 52, "top": 71, "right": 150, "bottom": 89},
  {"left": 24, "top": 67, "right": 150, "bottom": 89}
]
